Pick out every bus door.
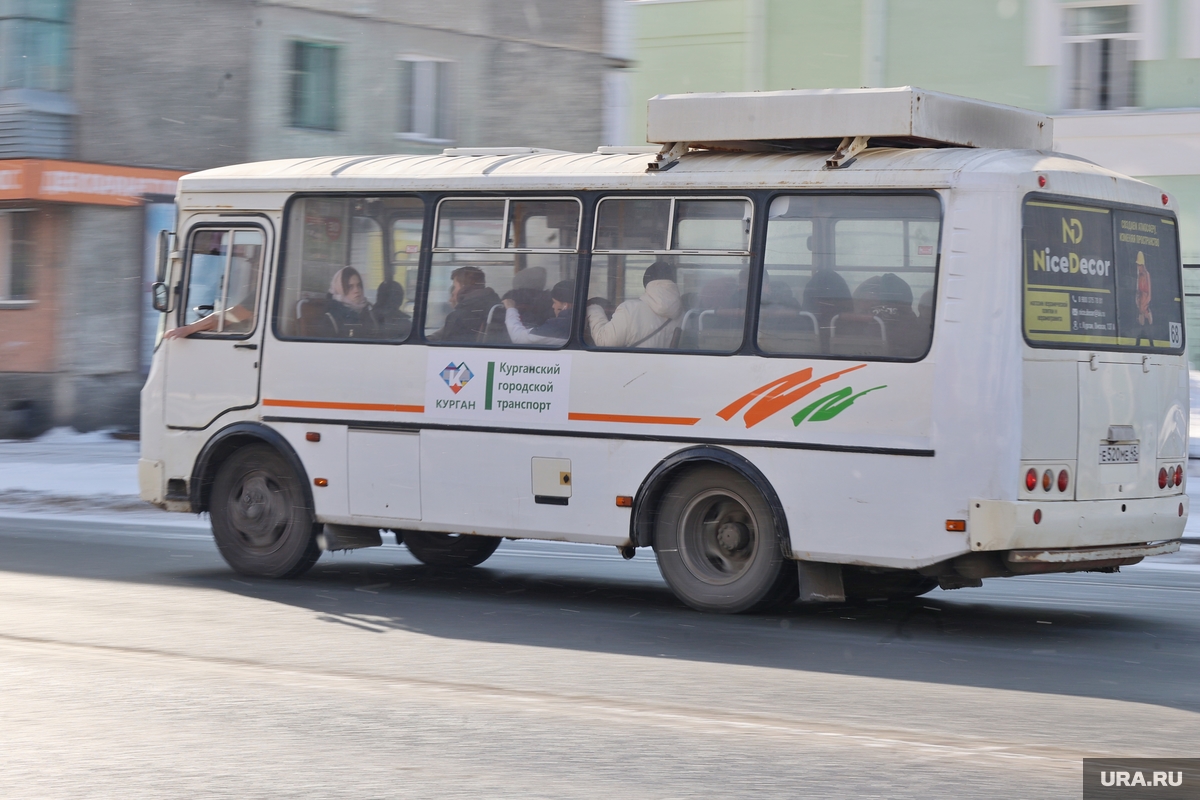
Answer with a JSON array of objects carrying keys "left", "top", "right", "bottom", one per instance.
[{"left": 163, "top": 221, "right": 271, "bottom": 429}]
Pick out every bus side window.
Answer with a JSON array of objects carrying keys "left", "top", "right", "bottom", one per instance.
[
  {"left": 756, "top": 195, "right": 940, "bottom": 360},
  {"left": 180, "top": 228, "right": 263, "bottom": 336},
  {"left": 425, "top": 197, "right": 580, "bottom": 347},
  {"left": 586, "top": 197, "right": 751, "bottom": 353},
  {"left": 278, "top": 196, "right": 423, "bottom": 342}
]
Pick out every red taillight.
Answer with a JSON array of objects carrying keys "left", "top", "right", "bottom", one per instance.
[
  {"left": 1033, "top": 509, "right": 1042, "bottom": 524},
  {"left": 1025, "top": 468, "right": 1038, "bottom": 491},
  {"left": 1042, "top": 469, "right": 1053, "bottom": 492},
  {"left": 1038, "top": 175, "right": 1047, "bottom": 188},
  {"left": 1175, "top": 466, "right": 1184, "bottom": 487},
  {"left": 1159, "top": 467, "right": 1168, "bottom": 489},
  {"left": 1057, "top": 469, "right": 1068, "bottom": 492}
]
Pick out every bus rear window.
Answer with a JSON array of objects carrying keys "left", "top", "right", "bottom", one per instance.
[{"left": 1022, "top": 198, "right": 1183, "bottom": 352}]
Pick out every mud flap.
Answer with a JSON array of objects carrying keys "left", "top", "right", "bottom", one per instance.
[{"left": 798, "top": 561, "right": 845, "bottom": 603}]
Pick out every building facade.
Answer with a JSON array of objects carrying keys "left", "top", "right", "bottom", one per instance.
[
  {"left": 626, "top": 0, "right": 1200, "bottom": 365},
  {"left": 0, "top": 0, "right": 629, "bottom": 438}
]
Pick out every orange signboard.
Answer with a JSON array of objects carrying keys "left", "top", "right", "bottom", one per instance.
[{"left": 0, "top": 160, "right": 186, "bottom": 207}]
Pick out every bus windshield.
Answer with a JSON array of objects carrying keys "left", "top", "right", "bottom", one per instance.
[{"left": 1022, "top": 197, "right": 1184, "bottom": 353}]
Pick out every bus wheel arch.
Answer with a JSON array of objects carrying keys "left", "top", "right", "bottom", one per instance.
[
  {"left": 631, "top": 446, "right": 793, "bottom": 557},
  {"left": 191, "top": 422, "right": 314, "bottom": 516}
]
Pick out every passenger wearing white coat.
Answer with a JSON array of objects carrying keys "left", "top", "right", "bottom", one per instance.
[{"left": 586, "top": 261, "right": 683, "bottom": 349}]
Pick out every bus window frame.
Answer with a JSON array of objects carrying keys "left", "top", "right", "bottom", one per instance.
[
  {"left": 748, "top": 189, "right": 944, "bottom": 364},
  {"left": 582, "top": 193, "right": 755, "bottom": 356},
  {"left": 178, "top": 219, "right": 272, "bottom": 342},
  {"left": 272, "top": 193, "right": 430, "bottom": 346},
  {"left": 423, "top": 193, "right": 586, "bottom": 350},
  {"left": 1020, "top": 191, "right": 1186, "bottom": 356}
]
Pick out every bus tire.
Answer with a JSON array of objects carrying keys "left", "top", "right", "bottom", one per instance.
[
  {"left": 841, "top": 567, "right": 937, "bottom": 601},
  {"left": 403, "top": 531, "right": 500, "bottom": 568},
  {"left": 210, "top": 444, "right": 321, "bottom": 579},
  {"left": 653, "top": 466, "right": 798, "bottom": 613}
]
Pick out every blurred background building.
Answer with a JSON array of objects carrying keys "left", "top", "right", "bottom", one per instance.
[
  {"left": 624, "top": 0, "right": 1200, "bottom": 368},
  {"left": 4, "top": 0, "right": 1200, "bottom": 437},
  {"left": 0, "top": 0, "right": 632, "bottom": 437}
]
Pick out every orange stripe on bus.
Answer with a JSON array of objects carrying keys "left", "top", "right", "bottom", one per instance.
[
  {"left": 568, "top": 412, "right": 700, "bottom": 426},
  {"left": 262, "top": 399, "right": 424, "bottom": 413}
]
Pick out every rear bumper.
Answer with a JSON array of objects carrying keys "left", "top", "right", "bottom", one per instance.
[{"left": 969, "top": 495, "right": 1187, "bottom": 551}]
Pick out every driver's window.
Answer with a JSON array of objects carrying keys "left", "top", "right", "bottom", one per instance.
[{"left": 182, "top": 228, "right": 264, "bottom": 335}]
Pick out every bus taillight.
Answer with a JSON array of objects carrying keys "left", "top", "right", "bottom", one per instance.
[
  {"left": 1175, "top": 466, "right": 1184, "bottom": 487},
  {"left": 1042, "top": 469, "right": 1053, "bottom": 492},
  {"left": 1057, "top": 469, "right": 1069, "bottom": 492},
  {"left": 1025, "top": 468, "right": 1037, "bottom": 491},
  {"left": 1159, "top": 468, "right": 1169, "bottom": 489}
]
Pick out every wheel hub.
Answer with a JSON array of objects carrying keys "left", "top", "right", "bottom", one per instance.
[
  {"left": 228, "top": 473, "right": 287, "bottom": 549},
  {"left": 677, "top": 488, "right": 759, "bottom": 585},
  {"left": 716, "top": 521, "right": 750, "bottom": 552}
]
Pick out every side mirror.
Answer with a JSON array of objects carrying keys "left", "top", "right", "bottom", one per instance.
[
  {"left": 151, "top": 281, "right": 170, "bottom": 313},
  {"left": 154, "top": 229, "right": 175, "bottom": 283}
]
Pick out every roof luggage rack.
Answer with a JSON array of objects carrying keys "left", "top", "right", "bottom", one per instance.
[{"left": 644, "top": 86, "right": 1053, "bottom": 171}]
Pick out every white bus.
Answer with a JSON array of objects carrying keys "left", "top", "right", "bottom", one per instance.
[{"left": 140, "top": 88, "right": 1187, "bottom": 613}]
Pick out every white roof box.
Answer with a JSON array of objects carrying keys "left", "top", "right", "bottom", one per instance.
[{"left": 646, "top": 87, "right": 1052, "bottom": 151}]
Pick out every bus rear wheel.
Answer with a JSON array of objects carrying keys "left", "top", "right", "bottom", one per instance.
[
  {"left": 403, "top": 531, "right": 501, "bottom": 568},
  {"left": 653, "top": 466, "right": 798, "bottom": 614},
  {"left": 210, "top": 444, "right": 321, "bottom": 579}
]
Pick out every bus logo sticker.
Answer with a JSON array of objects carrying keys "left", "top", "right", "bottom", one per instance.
[
  {"left": 426, "top": 349, "right": 571, "bottom": 422},
  {"left": 717, "top": 365, "right": 875, "bottom": 428},
  {"left": 440, "top": 362, "right": 474, "bottom": 394}
]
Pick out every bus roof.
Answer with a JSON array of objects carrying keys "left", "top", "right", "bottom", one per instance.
[{"left": 179, "top": 147, "right": 1164, "bottom": 208}]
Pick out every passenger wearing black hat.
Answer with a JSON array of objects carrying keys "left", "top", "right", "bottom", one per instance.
[{"left": 503, "top": 279, "right": 575, "bottom": 345}]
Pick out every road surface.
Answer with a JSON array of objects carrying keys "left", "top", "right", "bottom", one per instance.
[{"left": 1, "top": 512, "right": 1198, "bottom": 798}]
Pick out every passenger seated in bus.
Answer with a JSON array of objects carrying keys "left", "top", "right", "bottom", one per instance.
[
  {"left": 852, "top": 273, "right": 925, "bottom": 357},
  {"left": 586, "top": 260, "right": 682, "bottom": 349},
  {"left": 503, "top": 280, "right": 574, "bottom": 345},
  {"left": 800, "top": 268, "right": 853, "bottom": 351},
  {"left": 917, "top": 289, "right": 934, "bottom": 319},
  {"left": 374, "top": 279, "right": 411, "bottom": 340},
  {"left": 325, "top": 266, "right": 376, "bottom": 338},
  {"left": 428, "top": 265, "right": 503, "bottom": 343},
  {"left": 507, "top": 266, "right": 554, "bottom": 328}
]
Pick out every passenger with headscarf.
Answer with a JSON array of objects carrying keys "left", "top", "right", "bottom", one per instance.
[{"left": 326, "top": 266, "right": 376, "bottom": 337}]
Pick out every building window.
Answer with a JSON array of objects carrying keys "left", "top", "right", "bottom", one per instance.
[
  {"left": 1063, "top": 4, "right": 1138, "bottom": 110},
  {"left": 397, "top": 57, "right": 455, "bottom": 142},
  {"left": 0, "top": 212, "right": 34, "bottom": 301},
  {"left": 0, "top": 0, "right": 72, "bottom": 92},
  {"left": 290, "top": 41, "right": 338, "bottom": 131}
]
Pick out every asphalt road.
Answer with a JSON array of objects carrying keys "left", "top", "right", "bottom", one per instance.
[{"left": 1, "top": 512, "right": 1198, "bottom": 799}]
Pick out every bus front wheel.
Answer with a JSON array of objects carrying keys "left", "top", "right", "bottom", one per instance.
[
  {"left": 210, "top": 444, "right": 321, "bottom": 579},
  {"left": 653, "top": 466, "right": 798, "bottom": 613},
  {"left": 403, "top": 531, "right": 501, "bottom": 568}
]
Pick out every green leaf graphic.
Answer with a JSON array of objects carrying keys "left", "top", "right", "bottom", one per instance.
[{"left": 791, "top": 385, "right": 887, "bottom": 425}]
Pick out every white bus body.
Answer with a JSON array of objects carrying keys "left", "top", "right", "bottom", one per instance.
[{"left": 140, "top": 91, "right": 1187, "bottom": 612}]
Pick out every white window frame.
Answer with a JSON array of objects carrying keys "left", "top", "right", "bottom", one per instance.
[
  {"left": 1060, "top": 2, "right": 1141, "bottom": 111},
  {"left": 0, "top": 209, "right": 36, "bottom": 308},
  {"left": 395, "top": 55, "right": 456, "bottom": 144}
]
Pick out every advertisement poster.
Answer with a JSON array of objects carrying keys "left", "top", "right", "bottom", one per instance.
[
  {"left": 1023, "top": 201, "right": 1116, "bottom": 346},
  {"left": 425, "top": 349, "right": 572, "bottom": 423},
  {"left": 1113, "top": 210, "right": 1183, "bottom": 349},
  {"left": 1023, "top": 200, "right": 1183, "bottom": 351}
]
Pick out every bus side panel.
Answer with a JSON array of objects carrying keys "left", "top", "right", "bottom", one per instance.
[{"left": 417, "top": 429, "right": 637, "bottom": 546}]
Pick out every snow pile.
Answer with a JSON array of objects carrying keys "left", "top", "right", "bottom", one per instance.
[{"left": 0, "top": 428, "right": 141, "bottom": 511}]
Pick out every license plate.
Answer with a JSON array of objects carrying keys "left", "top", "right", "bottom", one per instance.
[{"left": 1099, "top": 443, "right": 1139, "bottom": 464}]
